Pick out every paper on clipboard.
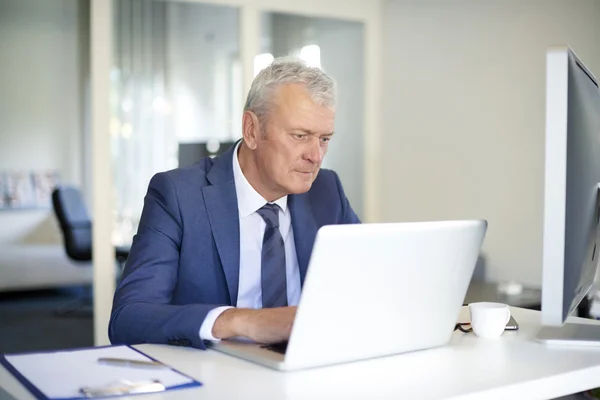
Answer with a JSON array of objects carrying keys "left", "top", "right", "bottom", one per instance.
[{"left": 0, "top": 345, "right": 201, "bottom": 399}]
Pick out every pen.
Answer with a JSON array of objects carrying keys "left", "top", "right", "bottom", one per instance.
[{"left": 97, "top": 357, "right": 168, "bottom": 369}]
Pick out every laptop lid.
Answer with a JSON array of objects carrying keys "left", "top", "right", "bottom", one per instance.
[{"left": 283, "top": 220, "right": 487, "bottom": 370}]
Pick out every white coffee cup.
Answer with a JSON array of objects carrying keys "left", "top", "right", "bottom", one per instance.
[{"left": 468, "top": 302, "right": 511, "bottom": 338}]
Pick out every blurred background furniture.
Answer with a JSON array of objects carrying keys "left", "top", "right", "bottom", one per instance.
[
  {"left": 465, "top": 281, "right": 542, "bottom": 309},
  {"left": 465, "top": 280, "right": 592, "bottom": 319},
  {"left": 51, "top": 185, "right": 129, "bottom": 315},
  {"left": 0, "top": 244, "right": 93, "bottom": 293},
  {"left": 52, "top": 186, "right": 129, "bottom": 265}
]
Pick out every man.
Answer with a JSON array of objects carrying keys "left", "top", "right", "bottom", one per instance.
[{"left": 109, "top": 58, "right": 360, "bottom": 349}]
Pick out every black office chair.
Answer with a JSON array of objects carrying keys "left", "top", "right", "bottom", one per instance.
[{"left": 51, "top": 185, "right": 130, "bottom": 315}]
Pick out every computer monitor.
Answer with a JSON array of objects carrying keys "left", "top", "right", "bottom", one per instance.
[
  {"left": 536, "top": 47, "right": 600, "bottom": 346},
  {"left": 178, "top": 140, "right": 236, "bottom": 168}
]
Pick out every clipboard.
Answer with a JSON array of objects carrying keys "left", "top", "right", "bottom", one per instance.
[{"left": 0, "top": 345, "right": 202, "bottom": 399}]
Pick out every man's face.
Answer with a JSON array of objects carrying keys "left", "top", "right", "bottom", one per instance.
[{"left": 253, "top": 83, "right": 335, "bottom": 197}]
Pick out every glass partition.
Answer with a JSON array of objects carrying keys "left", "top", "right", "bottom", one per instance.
[{"left": 111, "top": 0, "right": 241, "bottom": 245}]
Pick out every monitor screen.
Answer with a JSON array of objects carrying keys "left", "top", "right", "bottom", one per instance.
[
  {"left": 178, "top": 140, "right": 236, "bottom": 168},
  {"left": 541, "top": 47, "right": 600, "bottom": 328}
]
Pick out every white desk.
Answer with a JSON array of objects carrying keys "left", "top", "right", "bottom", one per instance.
[{"left": 2, "top": 307, "right": 600, "bottom": 400}]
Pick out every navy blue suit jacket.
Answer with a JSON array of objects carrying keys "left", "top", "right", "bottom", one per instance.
[{"left": 108, "top": 144, "right": 360, "bottom": 349}]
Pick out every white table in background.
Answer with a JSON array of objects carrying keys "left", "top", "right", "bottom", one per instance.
[{"left": 2, "top": 307, "right": 600, "bottom": 400}]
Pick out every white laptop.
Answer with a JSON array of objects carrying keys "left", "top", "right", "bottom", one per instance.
[{"left": 209, "top": 220, "right": 487, "bottom": 371}]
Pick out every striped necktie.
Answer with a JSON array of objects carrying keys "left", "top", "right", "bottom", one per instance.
[{"left": 256, "top": 203, "right": 288, "bottom": 308}]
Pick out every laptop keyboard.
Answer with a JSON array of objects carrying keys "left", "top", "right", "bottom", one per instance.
[{"left": 261, "top": 341, "right": 288, "bottom": 355}]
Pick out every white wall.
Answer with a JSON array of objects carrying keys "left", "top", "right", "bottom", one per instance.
[
  {"left": 0, "top": 0, "right": 88, "bottom": 245},
  {"left": 382, "top": 0, "right": 600, "bottom": 286}
]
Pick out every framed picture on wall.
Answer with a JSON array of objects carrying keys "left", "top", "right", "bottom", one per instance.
[
  {"left": 32, "top": 170, "right": 60, "bottom": 208},
  {"left": 5, "top": 171, "right": 36, "bottom": 208},
  {"left": 0, "top": 170, "right": 60, "bottom": 209}
]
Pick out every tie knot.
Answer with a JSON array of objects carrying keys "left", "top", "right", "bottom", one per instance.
[{"left": 257, "top": 203, "right": 280, "bottom": 228}]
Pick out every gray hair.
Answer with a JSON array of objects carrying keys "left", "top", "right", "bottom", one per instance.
[{"left": 243, "top": 57, "right": 336, "bottom": 124}]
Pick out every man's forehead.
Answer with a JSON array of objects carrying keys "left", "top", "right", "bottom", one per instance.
[
  {"left": 266, "top": 84, "right": 335, "bottom": 133},
  {"left": 272, "top": 83, "right": 314, "bottom": 105}
]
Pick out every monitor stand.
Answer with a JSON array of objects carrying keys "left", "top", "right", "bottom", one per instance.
[{"left": 536, "top": 323, "right": 600, "bottom": 346}]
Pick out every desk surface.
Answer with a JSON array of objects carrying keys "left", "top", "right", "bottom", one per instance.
[{"left": 2, "top": 307, "right": 600, "bottom": 400}]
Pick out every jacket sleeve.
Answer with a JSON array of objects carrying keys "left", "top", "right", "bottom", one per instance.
[{"left": 108, "top": 172, "right": 222, "bottom": 350}]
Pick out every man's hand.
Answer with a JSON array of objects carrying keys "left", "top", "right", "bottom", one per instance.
[{"left": 212, "top": 306, "right": 297, "bottom": 343}]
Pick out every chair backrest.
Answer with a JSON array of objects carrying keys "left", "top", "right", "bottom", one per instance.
[{"left": 51, "top": 186, "right": 92, "bottom": 262}]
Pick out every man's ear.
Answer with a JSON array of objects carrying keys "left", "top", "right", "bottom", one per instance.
[{"left": 242, "top": 111, "right": 260, "bottom": 150}]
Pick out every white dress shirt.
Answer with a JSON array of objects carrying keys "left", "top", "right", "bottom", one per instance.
[{"left": 199, "top": 141, "right": 302, "bottom": 341}]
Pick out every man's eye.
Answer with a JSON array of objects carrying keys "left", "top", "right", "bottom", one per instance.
[
  {"left": 294, "top": 134, "right": 306, "bottom": 140},
  {"left": 320, "top": 137, "right": 331, "bottom": 143}
]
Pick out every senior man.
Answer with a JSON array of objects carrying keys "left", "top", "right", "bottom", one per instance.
[{"left": 109, "top": 58, "right": 360, "bottom": 349}]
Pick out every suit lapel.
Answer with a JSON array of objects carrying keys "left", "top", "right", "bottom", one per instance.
[
  {"left": 203, "top": 145, "right": 240, "bottom": 305},
  {"left": 289, "top": 193, "right": 318, "bottom": 286}
]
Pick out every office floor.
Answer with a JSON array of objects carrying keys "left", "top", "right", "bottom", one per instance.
[{"left": 0, "top": 287, "right": 93, "bottom": 354}]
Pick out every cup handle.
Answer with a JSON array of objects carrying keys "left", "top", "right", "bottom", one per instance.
[{"left": 505, "top": 308, "right": 511, "bottom": 325}]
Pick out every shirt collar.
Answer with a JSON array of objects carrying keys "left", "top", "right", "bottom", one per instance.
[{"left": 232, "top": 141, "right": 288, "bottom": 218}]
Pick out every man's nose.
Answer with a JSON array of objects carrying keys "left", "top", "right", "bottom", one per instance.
[{"left": 304, "top": 138, "right": 324, "bottom": 164}]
